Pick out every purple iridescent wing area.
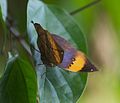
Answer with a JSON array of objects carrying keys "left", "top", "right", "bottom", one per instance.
[
  {"left": 52, "top": 34, "right": 97, "bottom": 72},
  {"left": 52, "top": 34, "right": 76, "bottom": 68}
]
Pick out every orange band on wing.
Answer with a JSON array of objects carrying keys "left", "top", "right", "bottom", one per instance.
[
  {"left": 47, "top": 32, "right": 61, "bottom": 63},
  {"left": 66, "top": 51, "right": 86, "bottom": 72}
]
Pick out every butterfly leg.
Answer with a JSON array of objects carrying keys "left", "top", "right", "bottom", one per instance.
[{"left": 40, "top": 71, "right": 47, "bottom": 78}]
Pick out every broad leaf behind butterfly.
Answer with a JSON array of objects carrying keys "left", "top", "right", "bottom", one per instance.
[
  {"left": 27, "top": 0, "right": 88, "bottom": 103},
  {"left": 32, "top": 22, "right": 97, "bottom": 72}
]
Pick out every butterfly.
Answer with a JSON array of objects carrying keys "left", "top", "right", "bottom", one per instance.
[{"left": 31, "top": 21, "right": 97, "bottom": 72}]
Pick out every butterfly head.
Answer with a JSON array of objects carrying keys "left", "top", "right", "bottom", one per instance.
[{"left": 31, "top": 21, "right": 46, "bottom": 35}]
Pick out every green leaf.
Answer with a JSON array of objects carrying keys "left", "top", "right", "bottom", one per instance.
[
  {"left": 0, "top": 0, "right": 7, "bottom": 48},
  {"left": 0, "top": 54, "right": 37, "bottom": 103},
  {"left": 0, "top": 0, "right": 7, "bottom": 76},
  {"left": 0, "top": 0, "right": 7, "bottom": 21},
  {"left": 0, "top": 11, "right": 6, "bottom": 77},
  {"left": 27, "top": 0, "right": 87, "bottom": 103},
  {"left": 0, "top": 55, "right": 7, "bottom": 77}
]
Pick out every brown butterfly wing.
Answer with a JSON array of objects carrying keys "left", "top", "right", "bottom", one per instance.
[{"left": 32, "top": 22, "right": 64, "bottom": 66}]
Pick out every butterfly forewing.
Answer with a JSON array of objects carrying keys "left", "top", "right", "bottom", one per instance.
[{"left": 32, "top": 22, "right": 64, "bottom": 66}]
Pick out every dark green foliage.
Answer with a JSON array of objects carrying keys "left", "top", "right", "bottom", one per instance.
[{"left": 0, "top": 55, "right": 37, "bottom": 103}]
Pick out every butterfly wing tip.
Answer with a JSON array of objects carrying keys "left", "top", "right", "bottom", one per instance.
[
  {"left": 80, "top": 58, "right": 98, "bottom": 72},
  {"left": 91, "top": 66, "right": 98, "bottom": 72}
]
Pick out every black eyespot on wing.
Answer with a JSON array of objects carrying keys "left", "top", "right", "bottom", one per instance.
[{"left": 71, "top": 62, "right": 74, "bottom": 64}]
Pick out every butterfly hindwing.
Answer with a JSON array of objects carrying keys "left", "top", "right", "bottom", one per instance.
[{"left": 52, "top": 34, "right": 97, "bottom": 72}]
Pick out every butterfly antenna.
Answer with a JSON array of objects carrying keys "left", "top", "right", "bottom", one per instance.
[
  {"left": 70, "top": 0, "right": 101, "bottom": 15},
  {"left": 31, "top": 46, "right": 41, "bottom": 53}
]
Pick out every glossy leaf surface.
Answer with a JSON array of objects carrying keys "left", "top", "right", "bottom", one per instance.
[
  {"left": 27, "top": 0, "right": 87, "bottom": 103},
  {"left": 0, "top": 54, "right": 37, "bottom": 103}
]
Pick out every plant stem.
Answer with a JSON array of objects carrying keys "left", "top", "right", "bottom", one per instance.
[
  {"left": 6, "top": 18, "right": 32, "bottom": 56},
  {"left": 70, "top": 0, "right": 101, "bottom": 15}
]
